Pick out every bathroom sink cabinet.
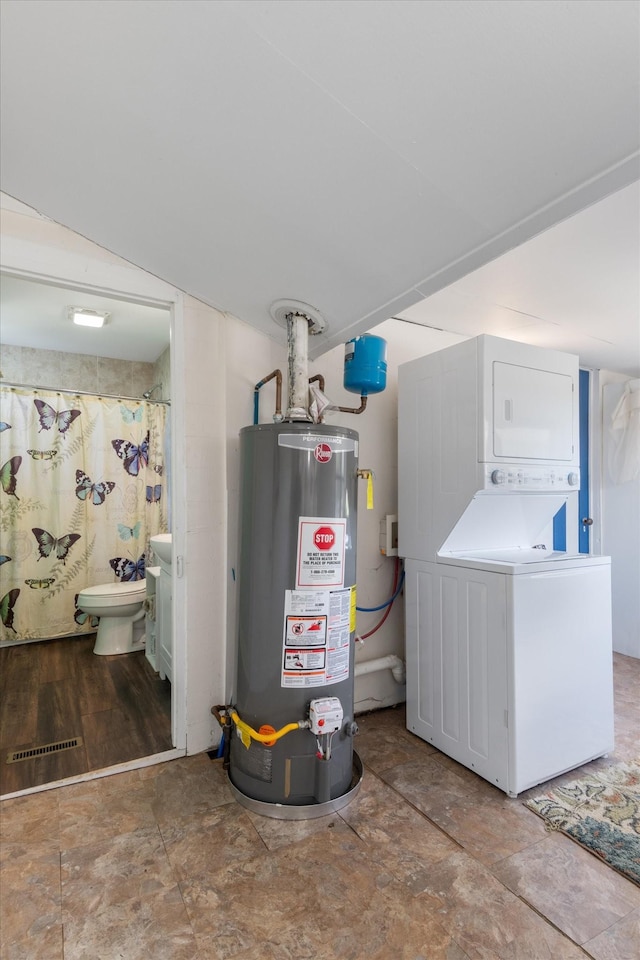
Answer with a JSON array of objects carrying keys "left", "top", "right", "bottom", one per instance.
[
  {"left": 145, "top": 567, "right": 160, "bottom": 671},
  {"left": 156, "top": 567, "right": 173, "bottom": 684}
]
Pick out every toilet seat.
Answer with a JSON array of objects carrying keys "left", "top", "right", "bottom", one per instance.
[{"left": 80, "top": 581, "right": 146, "bottom": 604}]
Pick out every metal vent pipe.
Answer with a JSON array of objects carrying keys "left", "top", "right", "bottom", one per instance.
[{"left": 286, "top": 312, "right": 312, "bottom": 421}]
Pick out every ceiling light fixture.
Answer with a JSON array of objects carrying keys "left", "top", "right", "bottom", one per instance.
[{"left": 69, "top": 307, "right": 110, "bottom": 328}]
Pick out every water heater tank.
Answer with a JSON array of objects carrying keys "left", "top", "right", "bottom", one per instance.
[
  {"left": 344, "top": 334, "right": 387, "bottom": 395},
  {"left": 230, "top": 421, "right": 360, "bottom": 815}
]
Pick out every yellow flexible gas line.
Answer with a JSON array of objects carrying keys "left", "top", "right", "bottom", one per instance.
[{"left": 229, "top": 710, "right": 304, "bottom": 749}]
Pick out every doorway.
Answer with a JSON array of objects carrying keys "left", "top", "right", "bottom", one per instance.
[{"left": 0, "top": 262, "right": 186, "bottom": 797}]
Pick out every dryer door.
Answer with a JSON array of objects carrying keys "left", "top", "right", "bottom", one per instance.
[{"left": 492, "top": 361, "right": 574, "bottom": 461}]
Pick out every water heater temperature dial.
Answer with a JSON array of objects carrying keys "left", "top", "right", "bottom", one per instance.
[{"left": 491, "top": 469, "right": 506, "bottom": 485}]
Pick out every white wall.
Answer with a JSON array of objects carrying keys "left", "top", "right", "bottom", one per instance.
[
  {"left": 308, "top": 318, "right": 467, "bottom": 711},
  {"left": 176, "top": 297, "right": 228, "bottom": 750}
]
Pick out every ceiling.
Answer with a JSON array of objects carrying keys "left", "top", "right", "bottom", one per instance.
[
  {"left": 0, "top": 266, "right": 170, "bottom": 364},
  {"left": 399, "top": 180, "right": 640, "bottom": 377},
  {"left": 0, "top": 1, "right": 639, "bottom": 372}
]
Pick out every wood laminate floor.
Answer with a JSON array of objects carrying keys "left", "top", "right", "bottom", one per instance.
[{"left": 0, "top": 635, "right": 172, "bottom": 796}]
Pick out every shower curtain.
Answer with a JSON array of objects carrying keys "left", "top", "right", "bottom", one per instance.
[{"left": 0, "top": 385, "right": 169, "bottom": 645}]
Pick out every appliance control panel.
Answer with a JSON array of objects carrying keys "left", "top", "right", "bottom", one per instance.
[
  {"left": 483, "top": 465, "right": 580, "bottom": 491},
  {"left": 309, "top": 697, "right": 344, "bottom": 735}
]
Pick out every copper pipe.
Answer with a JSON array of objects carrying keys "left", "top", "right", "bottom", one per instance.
[
  {"left": 308, "top": 373, "right": 325, "bottom": 392},
  {"left": 253, "top": 369, "right": 283, "bottom": 422},
  {"left": 211, "top": 704, "right": 228, "bottom": 728},
  {"left": 211, "top": 703, "right": 234, "bottom": 768},
  {"left": 274, "top": 370, "right": 283, "bottom": 418},
  {"left": 335, "top": 395, "right": 368, "bottom": 415}
]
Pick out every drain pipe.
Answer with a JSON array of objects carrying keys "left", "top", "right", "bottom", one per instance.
[{"left": 354, "top": 654, "right": 406, "bottom": 685}]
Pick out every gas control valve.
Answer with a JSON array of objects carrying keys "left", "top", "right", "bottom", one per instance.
[{"left": 309, "top": 697, "right": 344, "bottom": 735}]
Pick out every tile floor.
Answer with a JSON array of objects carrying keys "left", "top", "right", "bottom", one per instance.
[{"left": 1, "top": 653, "right": 638, "bottom": 959}]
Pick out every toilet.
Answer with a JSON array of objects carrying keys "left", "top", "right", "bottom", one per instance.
[{"left": 77, "top": 581, "right": 147, "bottom": 656}]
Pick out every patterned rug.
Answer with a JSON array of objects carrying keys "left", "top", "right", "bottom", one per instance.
[{"left": 525, "top": 760, "right": 640, "bottom": 886}]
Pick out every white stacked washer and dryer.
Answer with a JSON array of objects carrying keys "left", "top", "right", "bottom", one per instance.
[{"left": 398, "top": 335, "right": 614, "bottom": 797}]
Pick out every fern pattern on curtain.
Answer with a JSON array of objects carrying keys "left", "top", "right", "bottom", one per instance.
[{"left": 0, "top": 386, "right": 168, "bottom": 645}]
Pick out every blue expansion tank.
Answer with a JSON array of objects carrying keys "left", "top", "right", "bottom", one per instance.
[{"left": 343, "top": 334, "right": 387, "bottom": 395}]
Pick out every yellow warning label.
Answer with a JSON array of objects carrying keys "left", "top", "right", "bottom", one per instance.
[
  {"left": 350, "top": 585, "right": 357, "bottom": 633},
  {"left": 366, "top": 473, "right": 374, "bottom": 510}
]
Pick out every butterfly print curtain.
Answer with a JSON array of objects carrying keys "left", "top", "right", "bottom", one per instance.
[{"left": 0, "top": 386, "right": 168, "bottom": 645}]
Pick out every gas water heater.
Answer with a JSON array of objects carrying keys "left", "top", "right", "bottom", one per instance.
[{"left": 217, "top": 306, "right": 386, "bottom": 818}]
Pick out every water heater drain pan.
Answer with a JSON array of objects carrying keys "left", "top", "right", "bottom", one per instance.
[{"left": 228, "top": 752, "right": 363, "bottom": 821}]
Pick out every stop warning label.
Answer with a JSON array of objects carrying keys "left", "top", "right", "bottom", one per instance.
[
  {"left": 296, "top": 517, "right": 346, "bottom": 588},
  {"left": 313, "top": 526, "right": 335, "bottom": 550}
]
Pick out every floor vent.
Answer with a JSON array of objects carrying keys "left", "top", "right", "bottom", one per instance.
[{"left": 6, "top": 738, "right": 83, "bottom": 764}]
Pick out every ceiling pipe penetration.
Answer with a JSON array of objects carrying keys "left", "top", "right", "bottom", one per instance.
[{"left": 270, "top": 299, "right": 327, "bottom": 422}]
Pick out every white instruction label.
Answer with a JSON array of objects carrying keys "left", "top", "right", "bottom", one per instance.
[
  {"left": 282, "top": 588, "right": 351, "bottom": 688},
  {"left": 296, "top": 517, "right": 346, "bottom": 588}
]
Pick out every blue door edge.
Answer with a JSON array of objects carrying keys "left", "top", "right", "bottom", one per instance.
[
  {"left": 553, "top": 368, "right": 591, "bottom": 554},
  {"left": 578, "top": 368, "right": 590, "bottom": 554}
]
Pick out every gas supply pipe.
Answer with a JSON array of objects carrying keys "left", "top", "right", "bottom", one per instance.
[{"left": 212, "top": 705, "right": 310, "bottom": 750}]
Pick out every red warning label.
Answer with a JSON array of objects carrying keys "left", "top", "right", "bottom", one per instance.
[{"left": 285, "top": 616, "right": 327, "bottom": 645}]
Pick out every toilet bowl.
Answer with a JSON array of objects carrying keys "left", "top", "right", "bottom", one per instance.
[{"left": 77, "top": 581, "right": 147, "bottom": 656}]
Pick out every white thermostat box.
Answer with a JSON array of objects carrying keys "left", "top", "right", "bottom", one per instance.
[{"left": 309, "top": 697, "right": 343, "bottom": 734}]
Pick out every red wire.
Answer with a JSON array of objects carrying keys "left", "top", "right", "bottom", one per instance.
[{"left": 359, "top": 556, "right": 401, "bottom": 639}]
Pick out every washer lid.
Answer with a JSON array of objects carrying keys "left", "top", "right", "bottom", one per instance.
[
  {"left": 81, "top": 581, "right": 146, "bottom": 598},
  {"left": 439, "top": 493, "right": 569, "bottom": 555},
  {"left": 453, "top": 547, "right": 578, "bottom": 564},
  {"left": 435, "top": 551, "right": 610, "bottom": 574}
]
